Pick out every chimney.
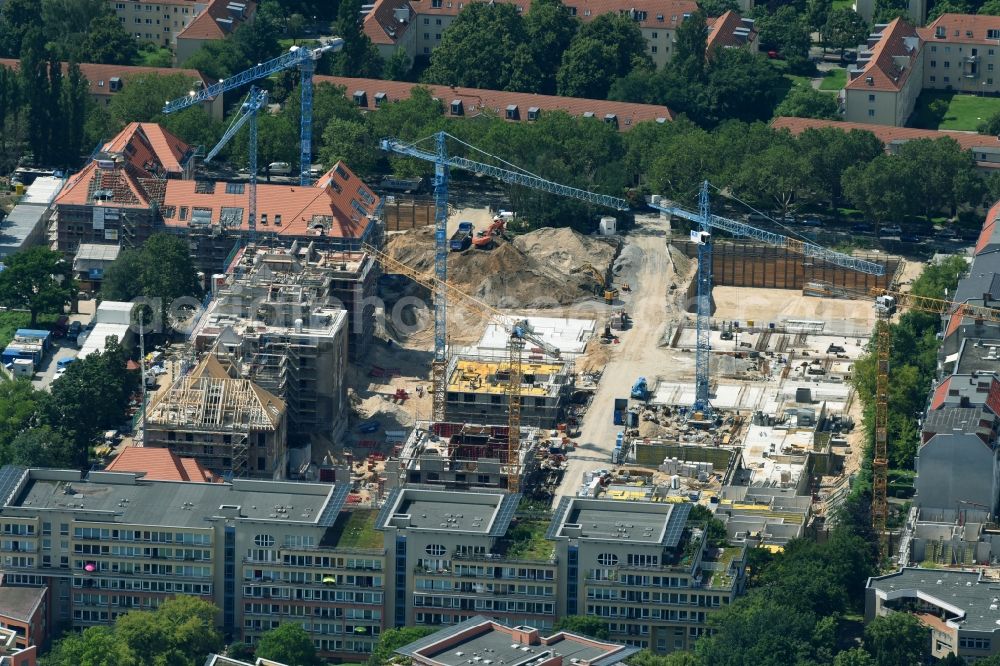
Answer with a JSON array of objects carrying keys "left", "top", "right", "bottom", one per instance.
[{"left": 512, "top": 626, "right": 540, "bottom": 645}]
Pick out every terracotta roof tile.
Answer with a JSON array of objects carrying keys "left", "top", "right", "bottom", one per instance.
[
  {"left": 705, "top": 11, "right": 757, "bottom": 53},
  {"left": 365, "top": 0, "right": 414, "bottom": 45},
  {"left": 316, "top": 76, "right": 673, "bottom": 129},
  {"left": 177, "top": 0, "right": 255, "bottom": 41},
  {"left": 771, "top": 117, "right": 1000, "bottom": 168},
  {"left": 930, "top": 377, "right": 952, "bottom": 409},
  {"left": 987, "top": 378, "right": 1000, "bottom": 417},
  {"left": 976, "top": 200, "right": 1000, "bottom": 255},
  {"left": 106, "top": 447, "right": 219, "bottom": 482},
  {"left": 0, "top": 58, "right": 213, "bottom": 102},
  {"left": 920, "top": 13, "right": 1000, "bottom": 45},
  {"left": 844, "top": 18, "right": 921, "bottom": 92}
]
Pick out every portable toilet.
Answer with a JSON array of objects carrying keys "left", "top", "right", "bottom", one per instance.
[
  {"left": 11, "top": 358, "right": 33, "bottom": 378},
  {"left": 599, "top": 216, "right": 617, "bottom": 236}
]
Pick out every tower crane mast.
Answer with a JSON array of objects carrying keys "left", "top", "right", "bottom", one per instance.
[
  {"left": 203, "top": 87, "right": 268, "bottom": 244},
  {"left": 162, "top": 38, "right": 343, "bottom": 186}
]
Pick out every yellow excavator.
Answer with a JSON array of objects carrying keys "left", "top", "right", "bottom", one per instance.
[{"left": 572, "top": 263, "right": 618, "bottom": 304}]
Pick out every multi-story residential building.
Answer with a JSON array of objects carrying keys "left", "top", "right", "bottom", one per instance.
[
  {"left": 54, "top": 123, "right": 380, "bottom": 274},
  {"left": 0, "top": 465, "right": 386, "bottom": 663},
  {"left": 143, "top": 355, "right": 289, "bottom": 479},
  {"left": 843, "top": 19, "right": 924, "bottom": 126},
  {"left": 867, "top": 568, "right": 1000, "bottom": 661},
  {"left": 0, "top": 629, "right": 36, "bottom": 666},
  {"left": 920, "top": 14, "right": 1000, "bottom": 96},
  {"left": 316, "top": 76, "right": 675, "bottom": 130},
  {"left": 0, "top": 60, "right": 221, "bottom": 120},
  {"left": 376, "top": 487, "right": 560, "bottom": 631},
  {"left": 107, "top": 0, "right": 253, "bottom": 55},
  {"left": 362, "top": 0, "right": 757, "bottom": 69},
  {"left": 104, "top": 447, "right": 220, "bottom": 483},
  {"left": 549, "top": 497, "right": 746, "bottom": 654}
]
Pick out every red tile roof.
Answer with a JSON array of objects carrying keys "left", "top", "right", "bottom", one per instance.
[
  {"left": 56, "top": 124, "right": 378, "bottom": 242},
  {"left": 0, "top": 59, "right": 213, "bottom": 101},
  {"left": 919, "top": 13, "right": 1000, "bottom": 45},
  {"left": 176, "top": 0, "right": 255, "bottom": 41},
  {"left": 987, "top": 378, "right": 1000, "bottom": 417},
  {"left": 705, "top": 11, "right": 757, "bottom": 53},
  {"left": 771, "top": 117, "right": 1000, "bottom": 168},
  {"left": 106, "top": 447, "right": 218, "bottom": 482},
  {"left": 315, "top": 76, "right": 673, "bottom": 129},
  {"left": 364, "top": 0, "right": 697, "bottom": 43},
  {"left": 976, "top": 200, "right": 1000, "bottom": 255},
  {"left": 844, "top": 18, "right": 921, "bottom": 92},
  {"left": 930, "top": 377, "right": 952, "bottom": 410}
]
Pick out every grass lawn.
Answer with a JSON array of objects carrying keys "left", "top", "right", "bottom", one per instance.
[
  {"left": 137, "top": 46, "right": 173, "bottom": 68},
  {"left": 0, "top": 311, "right": 58, "bottom": 350},
  {"left": 819, "top": 68, "right": 846, "bottom": 91},
  {"left": 328, "top": 510, "right": 382, "bottom": 549},
  {"left": 503, "top": 520, "right": 554, "bottom": 561},
  {"left": 832, "top": 0, "right": 854, "bottom": 9},
  {"left": 909, "top": 91, "right": 1000, "bottom": 130}
]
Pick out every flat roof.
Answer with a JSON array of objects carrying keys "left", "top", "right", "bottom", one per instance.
[
  {"left": 447, "top": 358, "right": 565, "bottom": 396},
  {"left": 0, "top": 203, "right": 47, "bottom": 258},
  {"left": 74, "top": 243, "right": 121, "bottom": 263},
  {"left": 78, "top": 322, "right": 131, "bottom": 359},
  {"left": 868, "top": 567, "right": 1000, "bottom": 633},
  {"left": 398, "top": 616, "right": 639, "bottom": 666},
  {"left": 21, "top": 176, "right": 64, "bottom": 205},
  {"left": 376, "top": 487, "right": 519, "bottom": 536},
  {"left": 955, "top": 338, "right": 1000, "bottom": 375},
  {"left": 2, "top": 467, "right": 346, "bottom": 529},
  {"left": 0, "top": 585, "right": 44, "bottom": 622},
  {"left": 549, "top": 497, "right": 690, "bottom": 546}
]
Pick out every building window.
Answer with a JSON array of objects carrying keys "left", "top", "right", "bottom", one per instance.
[
  {"left": 423, "top": 17, "right": 429, "bottom": 23},
  {"left": 651, "top": 45, "right": 657, "bottom": 53},
  {"left": 597, "top": 553, "right": 619, "bottom": 566},
  {"left": 651, "top": 31, "right": 657, "bottom": 38},
  {"left": 868, "top": 94, "right": 875, "bottom": 101},
  {"left": 930, "top": 60, "right": 936, "bottom": 67},
  {"left": 868, "top": 109, "right": 875, "bottom": 117},
  {"left": 424, "top": 32, "right": 429, "bottom": 39},
  {"left": 436, "top": 33, "right": 441, "bottom": 39},
  {"left": 436, "top": 18, "right": 442, "bottom": 24},
  {"left": 930, "top": 75, "right": 936, "bottom": 82},
  {"left": 253, "top": 535, "right": 275, "bottom": 548},
  {"left": 945, "top": 76, "right": 950, "bottom": 82},
  {"left": 944, "top": 61, "right": 950, "bottom": 68},
  {"left": 990, "top": 78, "right": 995, "bottom": 84},
  {"left": 991, "top": 49, "right": 996, "bottom": 55},
  {"left": 425, "top": 544, "right": 446, "bottom": 556},
  {"left": 990, "top": 63, "right": 995, "bottom": 71}
]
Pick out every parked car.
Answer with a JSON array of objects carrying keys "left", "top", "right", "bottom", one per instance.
[
  {"left": 67, "top": 321, "right": 82, "bottom": 337},
  {"left": 851, "top": 223, "right": 874, "bottom": 234},
  {"left": 57, "top": 357, "right": 76, "bottom": 369},
  {"left": 52, "top": 315, "right": 69, "bottom": 338},
  {"left": 936, "top": 227, "right": 959, "bottom": 239},
  {"left": 801, "top": 217, "right": 823, "bottom": 227},
  {"left": 879, "top": 224, "right": 903, "bottom": 236},
  {"left": 900, "top": 233, "right": 921, "bottom": 243}
]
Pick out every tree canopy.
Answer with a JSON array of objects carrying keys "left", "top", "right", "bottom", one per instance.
[
  {"left": 367, "top": 627, "right": 437, "bottom": 666},
  {"left": 255, "top": 623, "right": 322, "bottom": 666},
  {"left": 0, "top": 247, "right": 75, "bottom": 327},
  {"left": 553, "top": 615, "right": 610, "bottom": 639}
]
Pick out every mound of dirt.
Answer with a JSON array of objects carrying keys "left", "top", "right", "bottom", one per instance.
[{"left": 386, "top": 226, "right": 618, "bottom": 307}]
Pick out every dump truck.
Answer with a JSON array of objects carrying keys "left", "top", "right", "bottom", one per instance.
[
  {"left": 450, "top": 221, "right": 474, "bottom": 251},
  {"left": 613, "top": 398, "right": 628, "bottom": 425},
  {"left": 631, "top": 377, "right": 650, "bottom": 401}
]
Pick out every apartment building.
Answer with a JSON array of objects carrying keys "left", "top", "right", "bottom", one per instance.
[
  {"left": 362, "top": 0, "right": 757, "bottom": 69},
  {"left": 0, "top": 586, "right": 46, "bottom": 652},
  {"left": 0, "top": 630, "right": 35, "bottom": 666},
  {"left": 376, "top": 487, "right": 560, "bottom": 631},
  {"left": 174, "top": 0, "right": 256, "bottom": 65},
  {"left": 0, "top": 60, "right": 221, "bottom": 120},
  {"left": 54, "top": 122, "right": 381, "bottom": 275},
  {"left": 920, "top": 14, "right": 1000, "bottom": 96},
  {"left": 316, "top": 76, "right": 674, "bottom": 130},
  {"left": 843, "top": 19, "right": 924, "bottom": 126},
  {"left": 867, "top": 568, "right": 1000, "bottom": 661},
  {"left": 549, "top": 497, "right": 746, "bottom": 654},
  {"left": 143, "top": 355, "right": 289, "bottom": 480},
  {"left": 108, "top": 0, "right": 252, "bottom": 56},
  {"left": 0, "top": 466, "right": 385, "bottom": 662}
]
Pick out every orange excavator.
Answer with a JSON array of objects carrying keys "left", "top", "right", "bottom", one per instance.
[{"left": 472, "top": 215, "right": 507, "bottom": 249}]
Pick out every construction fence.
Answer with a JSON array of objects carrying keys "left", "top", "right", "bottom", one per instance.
[{"left": 383, "top": 197, "right": 435, "bottom": 232}]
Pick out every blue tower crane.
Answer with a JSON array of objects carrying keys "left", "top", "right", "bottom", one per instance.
[
  {"left": 380, "top": 131, "right": 629, "bottom": 421},
  {"left": 162, "top": 38, "right": 343, "bottom": 186},
  {"left": 650, "top": 181, "right": 886, "bottom": 416},
  {"left": 204, "top": 87, "right": 268, "bottom": 244}
]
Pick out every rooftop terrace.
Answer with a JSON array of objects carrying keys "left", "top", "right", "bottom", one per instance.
[{"left": 323, "top": 509, "right": 383, "bottom": 549}]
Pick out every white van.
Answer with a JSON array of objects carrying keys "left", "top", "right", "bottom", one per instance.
[{"left": 268, "top": 162, "right": 292, "bottom": 176}]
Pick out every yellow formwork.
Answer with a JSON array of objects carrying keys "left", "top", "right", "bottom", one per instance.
[{"left": 448, "top": 359, "right": 561, "bottom": 396}]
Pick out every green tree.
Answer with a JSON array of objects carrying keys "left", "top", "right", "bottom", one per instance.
[
  {"left": 628, "top": 650, "right": 700, "bottom": 666},
  {"left": 553, "top": 615, "right": 609, "bottom": 639},
  {"left": 688, "top": 504, "right": 727, "bottom": 547},
  {"left": 674, "top": 9, "right": 708, "bottom": 82},
  {"left": 524, "top": 0, "right": 578, "bottom": 94},
  {"left": 287, "top": 12, "right": 307, "bottom": 43},
  {"left": 424, "top": 3, "right": 537, "bottom": 91},
  {"left": 806, "top": 0, "right": 830, "bottom": 33},
  {"left": 320, "top": 118, "right": 376, "bottom": 176},
  {"left": 822, "top": 8, "right": 868, "bottom": 59},
  {"left": 705, "top": 48, "right": 784, "bottom": 124},
  {"left": 107, "top": 73, "right": 200, "bottom": 126},
  {"left": 383, "top": 49, "right": 412, "bottom": 80},
  {"left": 102, "top": 234, "right": 201, "bottom": 327},
  {"left": 897, "top": 137, "right": 984, "bottom": 218},
  {"left": 0, "top": 0, "right": 43, "bottom": 58},
  {"left": 928, "top": 0, "right": 971, "bottom": 20},
  {"left": 7, "top": 425, "right": 75, "bottom": 468},
  {"left": 367, "top": 627, "right": 437, "bottom": 666},
  {"left": 255, "top": 623, "right": 322, "bottom": 666},
  {"left": 101, "top": 248, "right": 143, "bottom": 302},
  {"left": 45, "top": 338, "right": 138, "bottom": 464},
  {"left": 0, "top": 247, "right": 74, "bottom": 327},
  {"left": 0, "top": 379, "right": 42, "bottom": 455},
  {"left": 77, "top": 14, "right": 140, "bottom": 65},
  {"left": 557, "top": 37, "right": 620, "bottom": 98},
  {"left": 566, "top": 12, "right": 651, "bottom": 90},
  {"left": 181, "top": 39, "right": 248, "bottom": 81},
  {"left": 833, "top": 647, "right": 876, "bottom": 666},
  {"left": 326, "top": 0, "right": 383, "bottom": 77},
  {"left": 232, "top": 1, "right": 282, "bottom": 66},
  {"left": 47, "top": 55, "right": 64, "bottom": 165},
  {"left": 979, "top": 109, "right": 1000, "bottom": 135},
  {"left": 699, "top": 0, "right": 740, "bottom": 15},
  {"left": 774, "top": 85, "right": 841, "bottom": 120},
  {"left": 732, "top": 137, "right": 815, "bottom": 215},
  {"left": 755, "top": 6, "right": 812, "bottom": 72},
  {"left": 981, "top": 0, "right": 1000, "bottom": 13},
  {"left": 796, "top": 127, "right": 884, "bottom": 205},
  {"left": 19, "top": 28, "right": 50, "bottom": 164},
  {"left": 842, "top": 154, "right": 918, "bottom": 227},
  {"left": 60, "top": 61, "right": 89, "bottom": 168},
  {"left": 44, "top": 625, "right": 136, "bottom": 666},
  {"left": 863, "top": 613, "right": 929, "bottom": 666}
]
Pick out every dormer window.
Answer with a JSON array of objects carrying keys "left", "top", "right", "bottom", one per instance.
[
  {"left": 353, "top": 90, "right": 367, "bottom": 107},
  {"left": 374, "top": 92, "right": 387, "bottom": 107},
  {"left": 451, "top": 99, "right": 463, "bottom": 115},
  {"left": 505, "top": 104, "right": 519, "bottom": 120},
  {"left": 527, "top": 107, "right": 539, "bottom": 121},
  {"left": 604, "top": 113, "right": 618, "bottom": 129}
]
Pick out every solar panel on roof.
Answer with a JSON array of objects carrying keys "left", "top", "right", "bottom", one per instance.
[
  {"left": 317, "top": 483, "right": 351, "bottom": 527},
  {"left": 489, "top": 493, "right": 521, "bottom": 537},
  {"left": 0, "top": 466, "right": 26, "bottom": 507},
  {"left": 375, "top": 487, "right": 402, "bottom": 530},
  {"left": 546, "top": 496, "right": 572, "bottom": 539},
  {"left": 662, "top": 502, "right": 691, "bottom": 547}
]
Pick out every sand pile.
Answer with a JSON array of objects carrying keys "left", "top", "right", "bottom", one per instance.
[{"left": 386, "top": 226, "right": 618, "bottom": 307}]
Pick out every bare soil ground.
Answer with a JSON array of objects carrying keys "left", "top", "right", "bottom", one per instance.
[{"left": 712, "top": 286, "right": 878, "bottom": 333}]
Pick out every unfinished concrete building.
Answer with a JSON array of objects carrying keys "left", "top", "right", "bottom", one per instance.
[
  {"left": 144, "top": 356, "right": 288, "bottom": 479},
  {"left": 223, "top": 242, "right": 376, "bottom": 361},
  {"left": 193, "top": 297, "right": 349, "bottom": 451},
  {"left": 384, "top": 422, "right": 548, "bottom": 490},
  {"left": 444, "top": 355, "right": 574, "bottom": 428}
]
